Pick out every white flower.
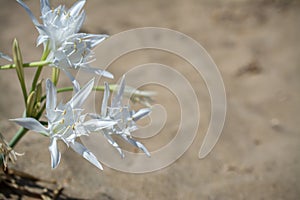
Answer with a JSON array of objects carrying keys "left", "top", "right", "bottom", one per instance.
[
  {"left": 11, "top": 79, "right": 116, "bottom": 170},
  {"left": 90, "top": 76, "right": 151, "bottom": 157},
  {"left": 17, "top": 0, "right": 113, "bottom": 81}
]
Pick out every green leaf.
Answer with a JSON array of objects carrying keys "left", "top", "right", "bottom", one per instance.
[{"left": 12, "top": 39, "right": 27, "bottom": 104}]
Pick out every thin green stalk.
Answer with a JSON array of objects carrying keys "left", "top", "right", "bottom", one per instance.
[
  {"left": 31, "top": 43, "right": 50, "bottom": 92},
  {"left": 40, "top": 84, "right": 154, "bottom": 101},
  {"left": 31, "top": 66, "right": 44, "bottom": 92},
  {"left": 8, "top": 127, "right": 28, "bottom": 149},
  {"left": 51, "top": 68, "right": 60, "bottom": 86},
  {"left": 59, "top": 85, "right": 107, "bottom": 93},
  {"left": 40, "top": 85, "right": 107, "bottom": 102},
  {"left": 0, "top": 60, "right": 51, "bottom": 70}
]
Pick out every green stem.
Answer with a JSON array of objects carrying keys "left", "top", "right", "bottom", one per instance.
[
  {"left": 40, "top": 86, "right": 107, "bottom": 102},
  {"left": 8, "top": 127, "right": 28, "bottom": 149},
  {"left": 51, "top": 68, "right": 60, "bottom": 86},
  {"left": 31, "top": 43, "right": 50, "bottom": 92},
  {"left": 41, "top": 85, "right": 154, "bottom": 101},
  {"left": 31, "top": 66, "right": 44, "bottom": 92},
  {"left": 0, "top": 60, "right": 51, "bottom": 70},
  {"left": 59, "top": 85, "right": 107, "bottom": 93},
  {"left": 19, "top": 74, "right": 28, "bottom": 105}
]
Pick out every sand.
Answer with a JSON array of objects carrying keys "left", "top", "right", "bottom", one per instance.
[{"left": 0, "top": 0, "right": 299, "bottom": 199}]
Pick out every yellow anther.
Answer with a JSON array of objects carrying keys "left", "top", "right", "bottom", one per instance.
[
  {"left": 73, "top": 43, "right": 77, "bottom": 52},
  {"left": 56, "top": 8, "right": 61, "bottom": 16}
]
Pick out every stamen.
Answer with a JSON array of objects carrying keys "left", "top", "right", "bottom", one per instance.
[
  {"left": 56, "top": 8, "right": 61, "bottom": 16},
  {"left": 73, "top": 42, "right": 78, "bottom": 52}
]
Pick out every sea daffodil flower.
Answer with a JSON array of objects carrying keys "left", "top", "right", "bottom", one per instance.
[
  {"left": 11, "top": 79, "right": 116, "bottom": 170},
  {"left": 90, "top": 76, "right": 151, "bottom": 157},
  {"left": 17, "top": 0, "right": 113, "bottom": 83}
]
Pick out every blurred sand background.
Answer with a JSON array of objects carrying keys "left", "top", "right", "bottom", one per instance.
[{"left": 0, "top": 0, "right": 300, "bottom": 199}]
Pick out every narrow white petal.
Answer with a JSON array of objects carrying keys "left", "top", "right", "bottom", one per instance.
[
  {"left": 0, "top": 52, "right": 12, "bottom": 62},
  {"left": 10, "top": 118, "right": 49, "bottom": 136},
  {"left": 121, "top": 134, "right": 151, "bottom": 157},
  {"left": 69, "top": 0, "right": 86, "bottom": 17},
  {"left": 83, "top": 119, "right": 117, "bottom": 132},
  {"left": 46, "top": 79, "right": 57, "bottom": 110},
  {"left": 36, "top": 34, "right": 49, "bottom": 47},
  {"left": 103, "top": 130, "right": 124, "bottom": 158},
  {"left": 40, "top": 0, "right": 51, "bottom": 16},
  {"left": 132, "top": 108, "right": 151, "bottom": 121},
  {"left": 101, "top": 83, "right": 110, "bottom": 117},
  {"left": 69, "top": 78, "right": 94, "bottom": 108},
  {"left": 70, "top": 141, "right": 103, "bottom": 170},
  {"left": 80, "top": 66, "right": 114, "bottom": 79},
  {"left": 112, "top": 75, "right": 125, "bottom": 107},
  {"left": 87, "top": 34, "right": 109, "bottom": 48},
  {"left": 62, "top": 69, "right": 81, "bottom": 92},
  {"left": 73, "top": 11, "right": 86, "bottom": 33},
  {"left": 49, "top": 137, "right": 61, "bottom": 169}
]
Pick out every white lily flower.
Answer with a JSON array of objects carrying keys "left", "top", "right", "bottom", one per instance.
[
  {"left": 11, "top": 79, "right": 116, "bottom": 170},
  {"left": 17, "top": 0, "right": 113, "bottom": 81},
  {"left": 91, "top": 76, "right": 151, "bottom": 158}
]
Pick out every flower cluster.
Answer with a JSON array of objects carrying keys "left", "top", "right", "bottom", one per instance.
[
  {"left": 90, "top": 76, "right": 151, "bottom": 158},
  {"left": 17, "top": 0, "right": 113, "bottom": 87},
  {"left": 12, "top": 77, "right": 151, "bottom": 169},
  {"left": 0, "top": 0, "right": 153, "bottom": 170}
]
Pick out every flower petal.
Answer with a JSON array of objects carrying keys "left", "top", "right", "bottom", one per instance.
[
  {"left": 73, "top": 11, "right": 86, "bottom": 33},
  {"left": 45, "top": 79, "right": 57, "bottom": 121},
  {"left": 49, "top": 137, "right": 61, "bottom": 169},
  {"left": 80, "top": 66, "right": 114, "bottom": 79},
  {"left": 112, "top": 75, "right": 126, "bottom": 108},
  {"left": 132, "top": 108, "right": 151, "bottom": 121},
  {"left": 10, "top": 118, "right": 49, "bottom": 136},
  {"left": 101, "top": 82, "right": 110, "bottom": 117},
  {"left": 69, "top": 0, "right": 86, "bottom": 17},
  {"left": 121, "top": 134, "right": 151, "bottom": 157},
  {"left": 83, "top": 119, "right": 117, "bottom": 132},
  {"left": 40, "top": 0, "right": 51, "bottom": 16},
  {"left": 62, "top": 69, "right": 81, "bottom": 93},
  {"left": 85, "top": 34, "right": 108, "bottom": 49},
  {"left": 70, "top": 141, "right": 103, "bottom": 170},
  {"left": 102, "top": 130, "right": 124, "bottom": 158},
  {"left": 0, "top": 52, "right": 12, "bottom": 62},
  {"left": 69, "top": 78, "right": 94, "bottom": 108}
]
